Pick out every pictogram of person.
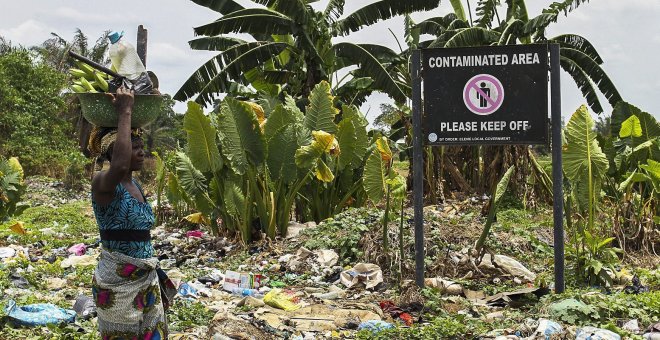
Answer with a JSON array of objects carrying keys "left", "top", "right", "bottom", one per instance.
[{"left": 477, "top": 82, "right": 491, "bottom": 107}]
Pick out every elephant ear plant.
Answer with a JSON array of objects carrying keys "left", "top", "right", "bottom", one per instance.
[
  {"left": 563, "top": 105, "right": 619, "bottom": 286},
  {"left": 168, "top": 81, "right": 370, "bottom": 243},
  {"left": 0, "top": 157, "right": 27, "bottom": 222}
]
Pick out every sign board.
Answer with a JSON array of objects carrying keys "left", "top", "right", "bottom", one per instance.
[{"left": 422, "top": 44, "right": 549, "bottom": 145}]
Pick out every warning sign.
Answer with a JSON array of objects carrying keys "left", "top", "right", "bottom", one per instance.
[
  {"left": 422, "top": 44, "right": 548, "bottom": 145},
  {"left": 463, "top": 74, "right": 503, "bottom": 115}
]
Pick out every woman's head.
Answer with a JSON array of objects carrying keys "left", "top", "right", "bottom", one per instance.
[{"left": 89, "top": 127, "right": 145, "bottom": 171}]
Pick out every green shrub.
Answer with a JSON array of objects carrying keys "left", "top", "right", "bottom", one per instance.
[
  {"left": 302, "top": 207, "right": 380, "bottom": 265},
  {"left": 0, "top": 50, "right": 78, "bottom": 176}
]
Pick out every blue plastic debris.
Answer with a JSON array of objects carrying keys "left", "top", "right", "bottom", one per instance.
[
  {"left": 177, "top": 282, "right": 198, "bottom": 298},
  {"left": 358, "top": 320, "right": 394, "bottom": 333},
  {"left": 5, "top": 300, "right": 76, "bottom": 327}
]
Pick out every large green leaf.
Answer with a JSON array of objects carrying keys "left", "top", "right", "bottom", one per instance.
[
  {"left": 493, "top": 166, "right": 515, "bottom": 206},
  {"left": 190, "top": 0, "right": 244, "bottom": 14},
  {"left": 217, "top": 97, "right": 266, "bottom": 175},
  {"left": 304, "top": 81, "right": 338, "bottom": 134},
  {"left": 336, "top": 0, "right": 441, "bottom": 35},
  {"left": 363, "top": 148, "right": 387, "bottom": 203},
  {"left": 183, "top": 101, "right": 223, "bottom": 173},
  {"left": 193, "top": 8, "right": 294, "bottom": 36},
  {"left": 334, "top": 43, "right": 407, "bottom": 103},
  {"left": 223, "top": 179, "right": 245, "bottom": 217},
  {"left": 336, "top": 105, "right": 369, "bottom": 171},
  {"left": 611, "top": 101, "right": 642, "bottom": 136},
  {"left": 174, "top": 151, "right": 208, "bottom": 197},
  {"left": 264, "top": 105, "right": 302, "bottom": 183},
  {"left": 617, "top": 170, "right": 649, "bottom": 192},
  {"left": 619, "top": 115, "right": 642, "bottom": 138},
  {"left": 563, "top": 105, "right": 609, "bottom": 217}
]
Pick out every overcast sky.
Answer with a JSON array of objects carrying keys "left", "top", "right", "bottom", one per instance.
[{"left": 2, "top": 0, "right": 659, "bottom": 121}]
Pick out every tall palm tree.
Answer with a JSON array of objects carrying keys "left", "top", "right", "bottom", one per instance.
[{"left": 175, "top": 0, "right": 442, "bottom": 106}]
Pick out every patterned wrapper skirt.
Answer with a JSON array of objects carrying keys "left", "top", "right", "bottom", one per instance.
[{"left": 93, "top": 249, "right": 176, "bottom": 340}]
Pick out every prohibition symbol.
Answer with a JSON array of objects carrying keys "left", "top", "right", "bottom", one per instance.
[{"left": 463, "top": 74, "right": 504, "bottom": 115}]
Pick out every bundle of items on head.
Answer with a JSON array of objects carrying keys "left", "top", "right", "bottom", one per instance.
[{"left": 69, "top": 30, "right": 163, "bottom": 167}]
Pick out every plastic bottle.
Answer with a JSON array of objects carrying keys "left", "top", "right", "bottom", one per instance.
[
  {"left": 230, "top": 287, "right": 263, "bottom": 298},
  {"left": 108, "top": 31, "right": 146, "bottom": 80}
]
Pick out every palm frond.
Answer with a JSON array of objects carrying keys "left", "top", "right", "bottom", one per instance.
[
  {"left": 190, "top": 0, "right": 244, "bottom": 14},
  {"left": 505, "top": 0, "right": 529, "bottom": 22},
  {"left": 194, "top": 8, "right": 294, "bottom": 37},
  {"left": 546, "top": 0, "right": 591, "bottom": 16},
  {"left": 416, "top": 17, "right": 447, "bottom": 36},
  {"left": 189, "top": 36, "right": 246, "bottom": 51},
  {"left": 559, "top": 55, "right": 603, "bottom": 114},
  {"left": 498, "top": 18, "right": 524, "bottom": 45},
  {"left": 444, "top": 27, "right": 501, "bottom": 48},
  {"left": 475, "top": 0, "right": 501, "bottom": 28},
  {"left": 560, "top": 47, "right": 622, "bottom": 110},
  {"left": 174, "top": 42, "right": 290, "bottom": 105},
  {"left": 551, "top": 34, "right": 602, "bottom": 64},
  {"left": 448, "top": 0, "right": 467, "bottom": 21},
  {"left": 324, "top": 0, "right": 345, "bottom": 22},
  {"left": 336, "top": 0, "right": 441, "bottom": 35},
  {"left": 334, "top": 42, "right": 407, "bottom": 103}
]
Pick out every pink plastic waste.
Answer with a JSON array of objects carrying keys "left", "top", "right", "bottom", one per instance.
[
  {"left": 186, "top": 230, "right": 204, "bottom": 238},
  {"left": 67, "top": 243, "right": 87, "bottom": 256}
]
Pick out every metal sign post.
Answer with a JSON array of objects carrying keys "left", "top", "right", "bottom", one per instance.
[
  {"left": 411, "top": 50, "right": 425, "bottom": 288},
  {"left": 411, "top": 44, "right": 563, "bottom": 290},
  {"left": 549, "top": 44, "right": 564, "bottom": 293}
]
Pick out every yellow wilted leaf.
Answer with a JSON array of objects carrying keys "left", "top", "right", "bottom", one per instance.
[
  {"left": 376, "top": 137, "right": 392, "bottom": 163},
  {"left": 244, "top": 101, "right": 265, "bottom": 125},
  {"left": 10, "top": 221, "right": 27, "bottom": 235},
  {"left": 184, "top": 212, "right": 210, "bottom": 225},
  {"left": 314, "top": 159, "right": 335, "bottom": 182},
  {"left": 8, "top": 157, "right": 24, "bottom": 183},
  {"left": 311, "top": 131, "right": 336, "bottom": 152}
]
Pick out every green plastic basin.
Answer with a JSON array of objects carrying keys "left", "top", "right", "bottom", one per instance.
[{"left": 77, "top": 93, "right": 163, "bottom": 128}]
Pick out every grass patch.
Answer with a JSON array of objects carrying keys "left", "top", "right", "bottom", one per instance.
[{"left": 0, "top": 200, "right": 97, "bottom": 249}]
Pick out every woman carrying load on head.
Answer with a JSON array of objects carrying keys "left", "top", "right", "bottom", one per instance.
[{"left": 87, "top": 86, "right": 176, "bottom": 340}]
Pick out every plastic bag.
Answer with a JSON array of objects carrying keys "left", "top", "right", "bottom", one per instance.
[
  {"left": 263, "top": 288, "right": 300, "bottom": 311},
  {"left": 5, "top": 300, "right": 76, "bottom": 327}
]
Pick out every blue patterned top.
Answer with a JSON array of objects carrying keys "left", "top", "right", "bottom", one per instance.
[{"left": 92, "top": 179, "right": 154, "bottom": 258}]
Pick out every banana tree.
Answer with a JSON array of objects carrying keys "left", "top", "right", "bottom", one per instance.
[{"left": 175, "top": 0, "right": 442, "bottom": 106}]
